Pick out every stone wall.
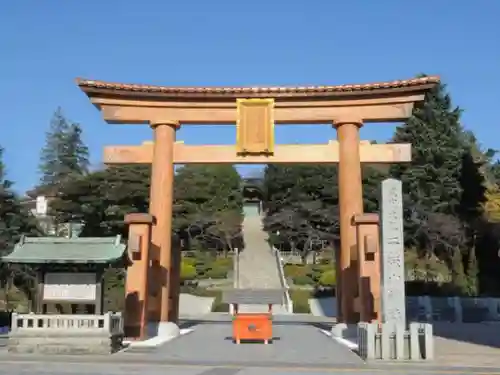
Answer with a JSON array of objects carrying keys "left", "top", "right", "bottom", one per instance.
[{"left": 309, "top": 296, "right": 500, "bottom": 323}]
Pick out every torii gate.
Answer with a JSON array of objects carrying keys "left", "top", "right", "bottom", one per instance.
[{"left": 77, "top": 76, "right": 439, "bottom": 338}]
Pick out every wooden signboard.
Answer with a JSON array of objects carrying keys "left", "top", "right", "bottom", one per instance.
[
  {"left": 236, "top": 99, "right": 274, "bottom": 155},
  {"left": 43, "top": 272, "right": 97, "bottom": 302}
]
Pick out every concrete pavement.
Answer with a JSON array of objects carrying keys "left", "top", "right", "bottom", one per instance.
[{"left": 1, "top": 354, "right": 500, "bottom": 375}]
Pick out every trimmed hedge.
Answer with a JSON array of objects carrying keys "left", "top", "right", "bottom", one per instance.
[
  {"left": 284, "top": 263, "right": 336, "bottom": 287},
  {"left": 204, "top": 267, "right": 228, "bottom": 279},
  {"left": 318, "top": 270, "right": 336, "bottom": 286},
  {"left": 293, "top": 275, "right": 314, "bottom": 285},
  {"left": 181, "top": 252, "right": 232, "bottom": 280},
  {"left": 289, "top": 289, "right": 312, "bottom": 313},
  {"left": 180, "top": 261, "right": 197, "bottom": 281}
]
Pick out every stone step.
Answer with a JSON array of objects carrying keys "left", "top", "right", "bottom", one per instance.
[
  {"left": 236, "top": 304, "right": 290, "bottom": 314},
  {"left": 237, "top": 215, "right": 283, "bottom": 290}
]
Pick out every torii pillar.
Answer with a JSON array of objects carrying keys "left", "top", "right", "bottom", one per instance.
[
  {"left": 334, "top": 116, "right": 364, "bottom": 323},
  {"left": 149, "top": 120, "right": 180, "bottom": 326}
]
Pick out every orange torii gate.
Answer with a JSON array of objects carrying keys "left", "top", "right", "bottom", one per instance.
[{"left": 77, "top": 76, "right": 438, "bottom": 339}]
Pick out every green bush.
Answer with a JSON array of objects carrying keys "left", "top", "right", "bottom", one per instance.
[
  {"left": 292, "top": 275, "right": 314, "bottom": 285},
  {"left": 312, "top": 264, "right": 332, "bottom": 274},
  {"left": 182, "top": 257, "right": 197, "bottom": 267},
  {"left": 319, "top": 270, "right": 336, "bottom": 286},
  {"left": 192, "top": 254, "right": 232, "bottom": 279},
  {"left": 284, "top": 264, "right": 307, "bottom": 278},
  {"left": 204, "top": 267, "right": 228, "bottom": 279},
  {"left": 212, "top": 300, "right": 230, "bottom": 312},
  {"left": 286, "top": 264, "right": 335, "bottom": 284},
  {"left": 180, "top": 261, "right": 197, "bottom": 281},
  {"left": 290, "top": 289, "right": 311, "bottom": 313},
  {"left": 213, "top": 257, "right": 232, "bottom": 269},
  {"left": 318, "top": 258, "right": 332, "bottom": 265}
]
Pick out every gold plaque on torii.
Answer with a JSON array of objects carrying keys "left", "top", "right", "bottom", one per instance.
[{"left": 236, "top": 98, "right": 275, "bottom": 155}]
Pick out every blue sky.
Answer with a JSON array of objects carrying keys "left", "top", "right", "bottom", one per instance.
[{"left": 1, "top": 0, "right": 499, "bottom": 194}]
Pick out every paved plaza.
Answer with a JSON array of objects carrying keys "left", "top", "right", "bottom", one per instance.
[
  {"left": 1, "top": 355, "right": 500, "bottom": 375},
  {"left": 123, "top": 320, "right": 361, "bottom": 366},
  {"left": 2, "top": 315, "right": 500, "bottom": 375}
]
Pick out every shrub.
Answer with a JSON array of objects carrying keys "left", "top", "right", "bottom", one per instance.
[
  {"left": 318, "top": 258, "right": 332, "bottom": 265},
  {"left": 292, "top": 275, "right": 314, "bottom": 285},
  {"left": 212, "top": 299, "right": 229, "bottom": 312},
  {"left": 182, "top": 257, "right": 197, "bottom": 267},
  {"left": 204, "top": 267, "right": 228, "bottom": 279},
  {"left": 180, "top": 261, "right": 197, "bottom": 281},
  {"left": 319, "top": 270, "right": 336, "bottom": 286},
  {"left": 213, "top": 257, "right": 232, "bottom": 269},
  {"left": 189, "top": 253, "right": 232, "bottom": 279},
  {"left": 290, "top": 289, "right": 311, "bottom": 313},
  {"left": 284, "top": 264, "right": 307, "bottom": 278},
  {"left": 312, "top": 264, "right": 332, "bottom": 274}
]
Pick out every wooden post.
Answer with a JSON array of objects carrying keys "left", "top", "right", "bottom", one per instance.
[
  {"left": 95, "top": 269, "right": 104, "bottom": 315},
  {"left": 124, "top": 213, "right": 154, "bottom": 339},
  {"left": 36, "top": 270, "right": 44, "bottom": 314},
  {"left": 334, "top": 116, "right": 364, "bottom": 323},
  {"left": 149, "top": 121, "right": 179, "bottom": 324},
  {"left": 353, "top": 214, "right": 381, "bottom": 322},
  {"left": 168, "top": 234, "right": 182, "bottom": 323}
]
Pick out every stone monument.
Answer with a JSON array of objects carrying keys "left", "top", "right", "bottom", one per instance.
[{"left": 379, "top": 178, "right": 406, "bottom": 326}]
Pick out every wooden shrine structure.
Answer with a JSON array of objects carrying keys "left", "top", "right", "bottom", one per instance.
[
  {"left": 1, "top": 236, "right": 128, "bottom": 314},
  {"left": 77, "top": 76, "right": 439, "bottom": 338}
]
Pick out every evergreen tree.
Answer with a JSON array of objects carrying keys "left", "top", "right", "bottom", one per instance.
[
  {"left": 459, "top": 131, "right": 488, "bottom": 222},
  {"left": 52, "top": 165, "right": 151, "bottom": 237},
  {"left": 0, "top": 146, "right": 41, "bottom": 303},
  {"left": 390, "top": 75, "right": 490, "bottom": 294},
  {"left": 38, "top": 107, "right": 89, "bottom": 191},
  {"left": 0, "top": 147, "right": 40, "bottom": 305},
  {"left": 0, "top": 147, "right": 40, "bottom": 252},
  {"left": 391, "top": 77, "right": 470, "bottom": 256},
  {"left": 392, "top": 77, "right": 467, "bottom": 220},
  {"left": 466, "top": 242, "right": 479, "bottom": 296},
  {"left": 362, "top": 166, "right": 389, "bottom": 213},
  {"left": 461, "top": 133, "right": 500, "bottom": 294},
  {"left": 0, "top": 147, "right": 40, "bottom": 255},
  {"left": 174, "top": 165, "right": 243, "bottom": 253},
  {"left": 391, "top": 77, "right": 464, "bottom": 285},
  {"left": 263, "top": 164, "right": 340, "bottom": 262}
]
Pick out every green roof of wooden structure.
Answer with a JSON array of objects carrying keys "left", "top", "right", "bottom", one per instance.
[{"left": 1, "top": 236, "right": 127, "bottom": 264}]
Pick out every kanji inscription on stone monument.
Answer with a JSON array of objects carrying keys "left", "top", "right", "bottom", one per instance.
[{"left": 380, "top": 178, "right": 406, "bottom": 325}]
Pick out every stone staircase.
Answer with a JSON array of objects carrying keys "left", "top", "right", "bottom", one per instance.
[{"left": 235, "top": 205, "right": 288, "bottom": 314}]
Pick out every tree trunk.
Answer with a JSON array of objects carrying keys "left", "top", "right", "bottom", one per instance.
[
  {"left": 224, "top": 234, "right": 232, "bottom": 258},
  {"left": 2, "top": 285, "right": 8, "bottom": 311}
]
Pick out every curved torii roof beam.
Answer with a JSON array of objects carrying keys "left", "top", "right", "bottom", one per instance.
[{"left": 76, "top": 76, "right": 439, "bottom": 125}]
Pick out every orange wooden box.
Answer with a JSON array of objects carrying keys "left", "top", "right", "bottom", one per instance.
[{"left": 232, "top": 313, "right": 272, "bottom": 344}]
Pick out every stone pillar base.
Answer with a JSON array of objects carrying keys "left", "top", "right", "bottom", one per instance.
[{"left": 148, "top": 321, "right": 180, "bottom": 339}]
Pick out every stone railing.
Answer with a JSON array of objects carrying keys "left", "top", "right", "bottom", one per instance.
[
  {"left": 273, "top": 247, "right": 294, "bottom": 314},
  {"left": 358, "top": 322, "right": 433, "bottom": 361},
  {"left": 9, "top": 312, "right": 124, "bottom": 354},
  {"left": 11, "top": 312, "right": 124, "bottom": 335}
]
